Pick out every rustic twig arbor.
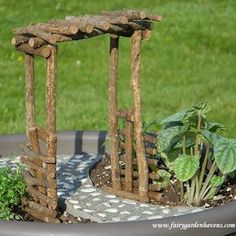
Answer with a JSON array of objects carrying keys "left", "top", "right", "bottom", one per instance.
[{"left": 12, "top": 10, "right": 161, "bottom": 222}]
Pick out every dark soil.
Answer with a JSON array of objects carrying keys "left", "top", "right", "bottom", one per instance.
[{"left": 90, "top": 154, "right": 235, "bottom": 207}]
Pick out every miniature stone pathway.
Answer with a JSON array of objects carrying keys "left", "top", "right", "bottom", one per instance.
[{"left": 0, "top": 154, "right": 207, "bottom": 223}]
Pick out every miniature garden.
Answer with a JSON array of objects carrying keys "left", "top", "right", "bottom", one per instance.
[{"left": 0, "top": 2, "right": 235, "bottom": 236}]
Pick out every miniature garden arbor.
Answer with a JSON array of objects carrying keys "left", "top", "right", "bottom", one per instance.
[{"left": 12, "top": 10, "right": 161, "bottom": 222}]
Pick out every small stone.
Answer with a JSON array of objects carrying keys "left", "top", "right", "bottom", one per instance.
[
  {"left": 213, "top": 195, "right": 225, "bottom": 200},
  {"left": 148, "top": 215, "right": 163, "bottom": 220},
  {"left": 83, "top": 209, "right": 95, "bottom": 213},
  {"left": 117, "top": 204, "right": 125, "bottom": 208},
  {"left": 140, "top": 203, "right": 149, "bottom": 207},
  {"left": 79, "top": 195, "right": 87, "bottom": 200},
  {"left": 97, "top": 213, "right": 106, "bottom": 218},
  {"left": 69, "top": 199, "right": 79, "bottom": 204},
  {"left": 105, "top": 194, "right": 117, "bottom": 199},
  {"left": 112, "top": 217, "right": 121, "bottom": 222},
  {"left": 80, "top": 188, "right": 96, "bottom": 193},
  {"left": 104, "top": 208, "right": 118, "bottom": 213},
  {"left": 73, "top": 205, "right": 81, "bottom": 209},
  {"left": 204, "top": 203, "right": 210, "bottom": 208},
  {"left": 93, "top": 198, "right": 101, "bottom": 202},
  {"left": 120, "top": 211, "right": 130, "bottom": 215},
  {"left": 226, "top": 187, "right": 232, "bottom": 192},
  {"left": 143, "top": 211, "right": 154, "bottom": 215},
  {"left": 109, "top": 199, "right": 120, "bottom": 203},
  {"left": 86, "top": 203, "right": 92, "bottom": 207},
  {"left": 104, "top": 165, "right": 111, "bottom": 170},
  {"left": 90, "top": 192, "right": 101, "bottom": 196},
  {"left": 191, "top": 208, "right": 204, "bottom": 213},
  {"left": 84, "top": 184, "right": 92, "bottom": 188},
  {"left": 127, "top": 216, "right": 140, "bottom": 221},
  {"left": 123, "top": 199, "right": 136, "bottom": 205},
  {"left": 103, "top": 203, "right": 111, "bottom": 207},
  {"left": 58, "top": 192, "right": 64, "bottom": 196},
  {"left": 162, "top": 208, "right": 171, "bottom": 214}
]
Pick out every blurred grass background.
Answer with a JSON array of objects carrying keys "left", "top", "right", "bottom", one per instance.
[{"left": 0, "top": 0, "right": 236, "bottom": 136}]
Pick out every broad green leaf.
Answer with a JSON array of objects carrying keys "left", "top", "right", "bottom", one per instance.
[
  {"left": 172, "top": 155, "right": 199, "bottom": 182},
  {"left": 174, "top": 132, "right": 196, "bottom": 149},
  {"left": 153, "top": 170, "right": 171, "bottom": 188},
  {"left": 210, "top": 175, "right": 225, "bottom": 187},
  {"left": 157, "top": 169, "right": 172, "bottom": 179},
  {"left": 158, "top": 126, "right": 185, "bottom": 152},
  {"left": 192, "top": 102, "right": 212, "bottom": 118},
  {"left": 206, "top": 122, "right": 225, "bottom": 133},
  {"left": 201, "top": 130, "right": 219, "bottom": 145},
  {"left": 160, "top": 110, "right": 188, "bottom": 125},
  {"left": 214, "top": 138, "right": 236, "bottom": 174}
]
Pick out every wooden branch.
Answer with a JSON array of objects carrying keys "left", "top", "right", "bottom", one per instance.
[
  {"left": 101, "top": 10, "right": 146, "bottom": 20},
  {"left": 119, "top": 128, "right": 157, "bottom": 144},
  {"left": 36, "top": 126, "right": 48, "bottom": 142},
  {"left": 20, "top": 155, "right": 43, "bottom": 171},
  {"left": 128, "top": 20, "right": 152, "bottom": 31},
  {"left": 29, "top": 127, "right": 40, "bottom": 154},
  {"left": 29, "top": 37, "right": 47, "bottom": 49},
  {"left": 22, "top": 170, "right": 57, "bottom": 189},
  {"left": 26, "top": 186, "right": 57, "bottom": 209},
  {"left": 120, "top": 141, "right": 157, "bottom": 156},
  {"left": 51, "top": 19, "right": 93, "bottom": 34},
  {"left": 120, "top": 169, "right": 159, "bottom": 181},
  {"left": 23, "top": 200, "right": 57, "bottom": 218},
  {"left": 24, "top": 206, "right": 59, "bottom": 223},
  {"left": 109, "top": 35, "right": 121, "bottom": 191},
  {"left": 142, "top": 29, "right": 151, "bottom": 40},
  {"left": 11, "top": 35, "right": 29, "bottom": 46},
  {"left": 116, "top": 110, "right": 133, "bottom": 121},
  {"left": 131, "top": 30, "right": 149, "bottom": 202},
  {"left": 145, "top": 15, "right": 162, "bottom": 22},
  {"left": 124, "top": 119, "right": 133, "bottom": 192},
  {"left": 16, "top": 43, "right": 51, "bottom": 58},
  {"left": 120, "top": 154, "right": 158, "bottom": 166}
]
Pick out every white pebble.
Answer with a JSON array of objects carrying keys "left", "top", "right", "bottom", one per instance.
[
  {"left": 105, "top": 194, "right": 117, "bottom": 199},
  {"left": 83, "top": 209, "right": 95, "bottom": 213},
  {"left": 104, "top": 208, "right": 118, "bottom": 213},
  {"left": 73, "top": 205, "right": 81, "bottom": 209},
  {"left": 90, "top": 192, "right": 101, "bottom": 196},
  {"left": 104, "top": 165, "right": 111, "bottom": 170},
  {"left": 93, "top": 198, "right": 101, "bottom": 202},
  {"left": 140, "top": 203, "right": 149, "bottom": 207},
  {"left": 80, "top": 188, "right": 96, "bottom": 193},
  {"left": 103, "top": 203, "right": 111, "bottom": 207},
  {"left": 97, "top": 213, "right": 106, "bottom": 218},
  {"left": 123, "top": 199, "right": 137, "bottom": 205},
  {"left": 117, "top": 204, "right": 125, "bottom": 208},
  {"left": 148, "top": 215, "right": 163, "bottom": 220},
  {"left": 143, "top": 211, "right": 154, "bottom": 215},
  {"left": 84, "top": 184, "right": 92, "bottom": 188},
  {"left": 112, "top": 217, "right": 121, "bottom": 222},
  {"left": 127, "top": 216, "right": 140, "bottom": 221},
  {"left": 120, "top": 211, "right": 130, "bottom": 215},
  {"left": 69, "top": 199, "right": 79, "bottom": 204},
  {"left": 109, "top": 199, "right": 120, "bottom": 203},
  {"left": 162, "top": 208, "right": 171, "bottom": 214}
]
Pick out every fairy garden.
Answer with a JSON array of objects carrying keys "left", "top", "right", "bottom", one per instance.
[{"left": 0, "top": 9, "right": 235, "bottom": 225}]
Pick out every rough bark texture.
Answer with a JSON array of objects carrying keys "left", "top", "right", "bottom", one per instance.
[
  {"left": 109, "top": 35, "right": 121, "bottom": 191},
  {"left": 131, "top": 30, "right": 149, "bottom": 202}
]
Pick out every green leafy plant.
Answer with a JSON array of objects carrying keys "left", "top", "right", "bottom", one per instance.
[
  {"left": 157, "top": 102, "right": 236, "bottom": 206},
  {"left": 0, "top": 165, "right": 27, "bottom": 220}
]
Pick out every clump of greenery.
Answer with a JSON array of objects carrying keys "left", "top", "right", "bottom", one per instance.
[
  {"left": 0, "top": 166, "right": 27, "bottom": 220},
  {"left": 157, "top": 102, "right": 236, "bottom": 206}
]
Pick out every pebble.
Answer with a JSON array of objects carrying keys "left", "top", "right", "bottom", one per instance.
[
  {"left": 123, "top": 199, "right": 137, "bottom": 205},
  {"left": 104, "top": 165, "right": 111, "bottom": 170},
  {"left": 140, "top": 203, "right": 149, "bottom": 207},
  {"left": 105, "top": 194, "right": 117, "bottom": 199},
  {"left": 103, "top": 203, "right": 111, "bottom": 207},
  {"left": 112, "top": 217, "right": 121, "bottom": 222},
  {"left": 127, "top": 216, "right": 140, "bottom": 221},
  {"left": 84, "top": 184, "right": 92, "bottom": 188},
  {"left": 90, "top": 192, "right": 101, "bottom": 196},
  {"left": 80, "top": 188, "right": 96, "bottom": 193},
  {"left": 73, "top": 205, "right": 81, "bottom": 209},
  {"left": 162, "top": 208, "right": 171, "bottom": 214},
  {"left": 120, "top": 211, "right": 130, "bottom": 215},
  {"left": 117, "top": 204, "right": 125, "bottom": 208},
  {"left": 69, "top": 199, "right": 79, "bottom": 204},
  {"left": 143, "top": 211, "right": 154, "bottom": 215},
  {"left": 109, "top": 199, "right": 120, "bottom": 203},
  {"left": 104, "top": 208, "right": 118, "bottom": 213},
  {"left": 148, "top": 215, "right": 163, "bottom": 220},
  {"left": 97, "top": 213, "right": 106, "bottom": 218},
  {"left": 86, "top": 203, "right": 92, "bottom": 207},
  {"left": 78, "top": 195, "right": 87, "bottom": 200},
  {"left": 92, "top": 198, "right": 101, "bottom": 202},
  {"left": 83, "top": 209, "right": 96, "bottom": 213}
]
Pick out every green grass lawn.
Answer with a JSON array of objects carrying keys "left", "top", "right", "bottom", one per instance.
[{"left": 0, "top": 0, "right": 236, "bottom": 137}]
